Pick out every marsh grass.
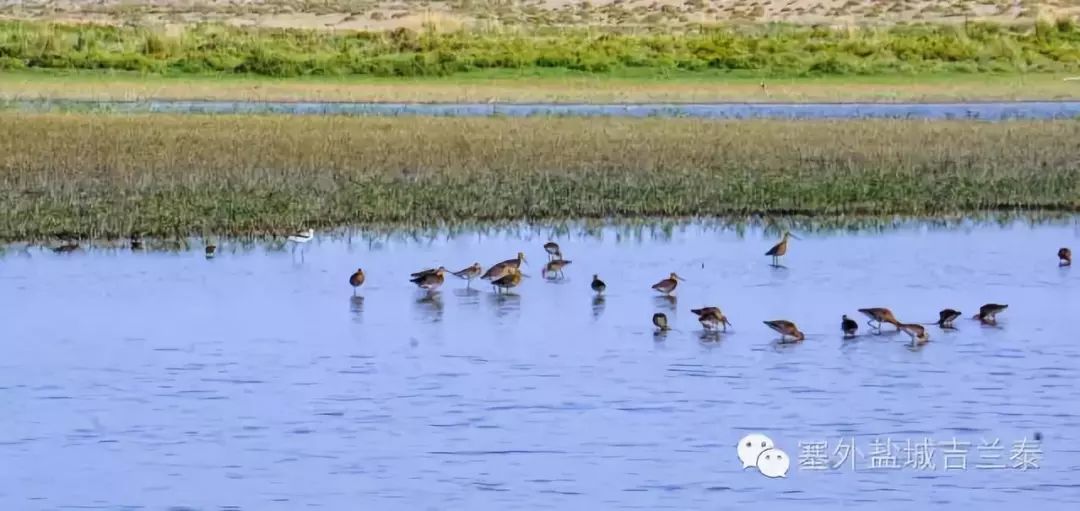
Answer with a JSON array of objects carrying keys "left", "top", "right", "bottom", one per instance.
[
  {"left": 1, "top": 18, "right": 1079, "bottom": 78},
  {"left": 1, "top": 113, "right": 1078, "bottom": 240}
]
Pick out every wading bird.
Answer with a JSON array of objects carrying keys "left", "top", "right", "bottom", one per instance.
[
  {"left": 411, "top": 266, "right": 441, "bottom": 279},
  {"left": 410, "top": 266, "right": 446, "bottom": 291},
  {"left": 858, "top": 307, "right": 901, "bottom": 331},
  {"left": 542, "top": 259, "right": 571, "bottom": 279},
  {"left": 204, "top": 244, "right": 216, "bottom": 259},
  {"left": 129, "top": 233, "right": 143, "bottom": 250},
  {"left": 765, "top": 232, "right": 800, "bottom": 267},
  {"left": 692, "top": 307, "right": 731, "bottom": 332},
  {"left": 763, "top": 320, "right": 805, "bottom": 342},
  {"left": 1060, "top": 247, "right": 1072, "bottom": 266},
  {"left": 543, "top": 241, "right": 561, "bottom": 260},
  {"left": 975, "top": 303, "right": 1008, "bottom": 325},
  {"left": 591, "top": 274, "right": 606, "bottom": 295},
  {"left": 653, "top": 313, "right": 670, "bottom": 332},
  {"left": 491, "top": 266, "right": 523, "bottom": 294},
  {"left": 452, "top": 263, "right": 483, "bottom": 287},
  {"left": 349, "top": 268, "right": 365, "bottom": 295},
  {"left": 651, "top": 272, "right": 686, "bottom": 295},
  {"left": 841, "top": 315, "right": 858, "bottom": 338},
  {"left": 937, "top": 309, "right": 961, "bottom": 329},
  {"left": 482, "top": 252, "right": 527, "bottom": 280},
  {"left": 898, "top": 323, "right": 930, "bottom": 344},
  {"left": 53, "top": 242, "right": 79, "bottom": 254},
  {"left": 287, "top": 228, "right": 314, "bottom": 261}
]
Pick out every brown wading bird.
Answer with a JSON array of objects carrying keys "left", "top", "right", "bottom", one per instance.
[
  {"left": 652, "top": 313, "right": 670, "bottom": 332},
  {"left": 349, "top": 268, "right": 365, "bottom": 295},
  {"left": 129, "top": 233, "right": 143, "bottom": 250},
  {"left": 841, "top": 315, "right": 858, "bottom": 338},
  {"left": 763, "top": 320, "right": 805, "bottom": 342},
  {"left": 1060, "top": 247, "right": 1072, "bottom": 266},
  {"left": 410, "top": 267, "right": 447, "bottom": 291},
  {"left": 491, "top": 266, "right": 523, "bottom": 294},
  {"left": 691, "top": 307, "right": 732, "bottom": 332},
  {"left": 543, "top": 241, "right": 561, "bottom": 260},
  {"left": 482, "top": 252, "right": 527, "bottom": 280},
  {"left": 937, "top": 309, "right": 962, "bottom": 329},
  {"left": 858, "top": 307, "right": 901, "bottom": 331},
  {"left": 204, "top": 244, "right": 216, "bottom": 259},
  {"left": 975, "top": 303, "right": 1008, "bottom": 324},
  {"left": 898, "top": 323, "right": 930, "bottom": 344},
  {"left": 452, "top": 263, "right": 483, "bottom": 287},
  {"left": 591, "top": 274, "right": 606, "bottom": 295},
  {"left": 542, "top": 259, "right": 572, "bottom": 279},
  {"left": 651, "top": 272, "right": 686, "bottom": 295},
  {"left": 765, "top": 232, "right": 800, "bottom": 267}
]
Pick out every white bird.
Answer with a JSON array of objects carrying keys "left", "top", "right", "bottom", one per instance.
[{"left": 286, "top": 228, "right": 314, "bottom": 261}]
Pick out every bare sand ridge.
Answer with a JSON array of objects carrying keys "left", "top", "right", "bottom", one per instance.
[{"left": 1, "top": 0, "right": 1078, "bottom": 30}]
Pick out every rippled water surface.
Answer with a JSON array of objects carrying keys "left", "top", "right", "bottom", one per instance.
[
  {"left": 10, "top": 99, "right": 1080, "bottom": 120},
  {"left": 2, "top": 220, "right": 1080, "bottom": 509}
]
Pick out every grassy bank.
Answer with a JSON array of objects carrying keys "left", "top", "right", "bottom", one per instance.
[
  {"left": 2, "top": 19, "right": 1080, "bottom": 79},
  {"left": 3, "top": 69, "right": 1079, "bottom": 103},
  {"left": 1, "top": 112, "right": 1077, "bottom": 241}
]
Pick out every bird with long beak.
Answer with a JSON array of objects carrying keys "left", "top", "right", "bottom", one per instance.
[
  {"left": 651, "top": 272, "right": 686, "bottom": 295},
  {"left": 543, "top": 241, "right": 561, "bottom": 260},
  {"left": 1059, "top": 247, "right": 1072, "bottom": 267},
  {"left": 858, "top": 307, "right": 901, "bottom": 331},
  {"left": 763, "top": 320, "right": 805, "bottom": 342},
  {"left": 975, "top": 303, "right": 1008, "bottom": 325},
  {"left": 937, "top": 309, "right": 961, "bottom": 329},
  {"left": 542, "top": 259, "right": 572, "bottom": 279},
  {"left": 410, "top": 267, "right": 447, "bottom": 291},
  {"left": 452, "top": 263, "right": 483, "bottom": 287},
  {"left": 691, "top": 307, "right": 731, "bottom": 332},
  {"left": 491, "top": 266, "right": 523, "bottom": 294},
  {"left": 765, "top": 231, "right": 800, "bottom": 266},
  {"left": 482, "top": 252, "right": 527, "bottom": 280},
  {"left": 898, "top": 323, "right": 930, "bottom": 344}
]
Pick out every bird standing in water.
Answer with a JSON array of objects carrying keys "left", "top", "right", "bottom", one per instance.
[
  {"left": 898, "top": 323, "right": 930, "bottom": 344},
  {"left": 543, "top": 241, "right": 561, "bottom": 260},
  {"left": 1060, "top": 247, "right": 1072, "bottom": 266},
  {"left": 591, "top": 274, "right": 606, "bottom": 295},
  {"left": 763, "top": 320, "right": 805, "bottom": 342},
  {"left": 349, "top": 268, "right": 365, "bottom": 295},
  {"left": 691, "top": 307, "right": 731, "bottom": 332},
  {"left": 482, "top": 252, "right": 527, "bottom": 280},
  {"left": 975, "top": 303, "right": 1008, "bottom": 325},
  {"left": 651, "top": 272, "right": 685, "bottom": 295},
  {"left": 491, "top": 266, "right": 523, "bottom": 294},
  {"left": 410, "top": 267, "right": 446, "bottom": 291},
  {"left": 53, "top": 242, "right": 79, "bottom": 254},
  {"left": 937, "top": 309, "right": 961, "bottom": 329},
  {"left": 841, "top": 315, "right": 858, "bottom": 338},
  {"left": 858, "top": 307, "right": 901, "bottom": 331},
  {"left": 765, "top": 232, "right": 800, "bottom": 267},
  {"left": 652, "top": 313, "right": 670, "bottom": 332},
  {"left": 542, "top": 258, "right": 571, "bottom": 279},
  {"left": 452, "top": 263, "right": 483, "bottom": 288},
  {"left": 204, "top": 244, "right": 216, "bottom": 259}
]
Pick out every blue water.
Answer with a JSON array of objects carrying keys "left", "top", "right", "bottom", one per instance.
[
  {"left": 1, "top": 220, "right": 1079, "bottom": 509},
  {"left": 10, "top": 99, "right": 1080, "bottom": 120}
]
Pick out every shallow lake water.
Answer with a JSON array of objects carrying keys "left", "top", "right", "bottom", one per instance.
[
  {"left": 10, "top": 99, "right": 1080, "bottom": 120},
  {"left": 2, "top": 219, "right": 1080, "bottom": 509}
]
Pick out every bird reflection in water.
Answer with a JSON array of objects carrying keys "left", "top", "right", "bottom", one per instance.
[
  {"left": 591, "top": 295, "right": 606, "bottom": 320},
  {"left": 349, "top": 295, "right": 365, "bottom": 322},
  {"left": 414, "top": 291, "right": 444, "bottom": 323},
  {"left": 654, "top": 294, "right": 676, "bottom": 311}
]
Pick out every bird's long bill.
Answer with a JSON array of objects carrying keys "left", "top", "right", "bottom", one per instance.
[
  {"left": 787, "top": 233, "right": 802, "bottom": 240},
  {"left": 675, "top": 275, "right": 687, "bottom": 281}
]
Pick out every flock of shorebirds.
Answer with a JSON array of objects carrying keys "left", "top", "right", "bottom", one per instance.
[
  {"left": 339, "top": 231, "right": 1074, "bottom": 346},
  {"left": 48, "top": 228, "right": 1074, "bottom": 345}
]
